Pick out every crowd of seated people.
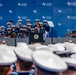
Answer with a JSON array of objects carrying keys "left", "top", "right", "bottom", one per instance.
[{"left": 0, "top": 19, "right": 50, "bottom": 38}]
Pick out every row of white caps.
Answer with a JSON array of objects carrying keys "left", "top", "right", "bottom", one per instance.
[
  {"left": 18, "top": 19, "right": 47, "bottom": 22},
  {"left": 15, "top": 42, "right": 76, "bottom": 73},
  {"left": 6, "top": 19, "right": 47, "bottom": 25},
  {"left": 0, "top": 42, "right": 76, "bottom": 73}
]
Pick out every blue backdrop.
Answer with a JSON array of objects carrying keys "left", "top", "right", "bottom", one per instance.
[{"left": 0, "top": 0, "right": 76, "bottom": 37}]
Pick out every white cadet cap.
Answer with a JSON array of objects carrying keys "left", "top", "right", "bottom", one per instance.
[
  {"left": 48, "top": 44, "right": 54, "bottom": 47},
  {"left": 43, "top": 20, "right": 47, "bottom": 23},
  {"left": 7, "top": 28, "right": 11, "bottom": 30},
  {"left": 55, "top": 50, "right": 71, "bottom": 55},
  {"left": 32, "top": 50, "right": 67, "bottom": 72},
  {"left": 7, "top": 22, "right": 11, "bottom": 25},
  {"left": 28, "top": 44, "right": 36, "bottom": 51},
  {"left": 67, "top": 45, "right": 76, "bottom": 53},
  {"left": 35, "top": 19, "right": 40, "bottom": 22},
  {"left": 27, "top": 24, "right": 32, "bottom": 26},
  {"left": 31, "top": 28, "right": 35, "bottom": 31},
  {"left": 63, "top": 42, "right": 76, "bottom": 50},
  {"left": 55, "top": 43, "right": 64, "bottom": 46},
  {"left": 0, "top": 49, "right": 17, "bottom": 65},
  {"left": 37, "top": 47, "right": 53, "bottom": 53},
  {"left": 34, "top": 44, "right": 53, "bottom": 52},
  {"left": 48, "top": 44, "right": 63, "bottom": 52},
  {"left": 26, "top": 19, "right": 31, "bottom": 22},
  {"left": 18, "top": 19, "right": 22, "bottom": 22},
  {"left": 1, "top": 26, "right": 4, "bottom": 28},
  {"left": 0, "top": 45, "right": 16, "bottom": 55},
  {"left": 0, "top": 53, "right": 17, "bottom": 65},
  {"left": 33, "top": 43, "right": 41, "bottom": 46},
  {"left": 36, "top": 45, "right": 50, "bottom": 50},
  {"left": 23, "top": 25, "right": 27, "bottom": 28},
  {"left": 12, "top": 25, "right": 15, "bottom": 28},
  {"left": 32, "top": 44, "right": 45, "bottom": 50},
  {"left": 62, "top": 57, "right": 76, "bottom": 67},
  {"left": 35, "top": 45, "right": 48, "bottom": 50},
  {"left": 0, "top": 46, "right": 16, "bottom": 56},
  {"left": 17, "top": 42, "right": 28, "bottom": 48},
  {"left": 51, "top": 44, "right": 65, "bottom": 52},
  {"left": 71, "top": 54, "right": 76, "bottom": 59},
  {"left": 15, "top": 47, "right": 33, "bottom": 61},
  {"left": 29, "top": 43, "right": 41, "bottom": 51},
  {"left": 71, "top": 48, "right": 76, "bottom": 53},
  {"left": 35, "top": 45, "right": 53, "bottom": 52},
  {"left": 28, "top": 44, "right": 53, "bottom": 53}
]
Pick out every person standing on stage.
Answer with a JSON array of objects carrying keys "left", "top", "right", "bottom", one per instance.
[
  {"left": 43, "top": 20, "right": 50, "bottom": 38},
  {"left": 35, "top": 22, "right": 45, "bottom": 33}
]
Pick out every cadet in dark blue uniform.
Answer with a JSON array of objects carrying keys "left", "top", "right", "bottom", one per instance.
[
  {"left": 6, "top": 28, "right": 12, "bottom": 38},
  {"left": 43, "top": 20, "right": 50, "bottom": 32},
  {"left": 0, "top": 26, "right": 6, "bottom": 38},
  {"left": 5, "top": 22, "right": 11, "bottom": 32},
  {"left": 0, "top": 47, "right": 17, "bottom": 75},
  {"left": 27, "top": 24, "right": 32, "bottom": 32},
  {"left": 26, "top": 19, "right": 31, "bottom": 25},
  {"left": 7, "top": 22, "right": 12, "bottom": 28},
  {"left": 6, "top": 21, "right": 11, "bottom": 30},
  {"left": 18, "top": 19, "right": 23, "bottom": 27},
  {"left": 18, "top": 28, "right": 27, "bottom": 38},
  {"left": 43, "top": 20, "right": 50, "bottom": 38},
  {"left": 15, "top": 47, "right": 34, "bottom": 75},
  {"left": 27, "top": 24, "right": 32, "bottom": 37},
  {"left": 35, "top": 19, "right": 40, "bottom": 23},
  {"left": 32, "top": 50, "right": 67, "bottom": 75},
  {"left": 31, "top": 28, "right": 35, "bottom": 33},
  {"left": 6, "top": 20, "right": 13, "bottom": 32},
  {"left": 16, "top": 23, "right": 22, "bottom": 33},
  {"left": 23, "top": 25, "right": 29, "bottom": 37},
  {"left": 11, "top": 25, "right": 18, "bottom": 38}
]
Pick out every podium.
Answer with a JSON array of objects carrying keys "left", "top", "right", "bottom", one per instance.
[{"left": 29, "top": 33, "right": 45, "bottom": 45}]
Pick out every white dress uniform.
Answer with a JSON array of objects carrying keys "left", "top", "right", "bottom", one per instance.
[
  {"left": 15, "top": 47, "right": 33, "bottom": 72},
  {"left": 32, "top": 50, "right": 67, "bottom": 75},
  {"left": 0, "top": 48, "right": 17, "bottom": 75}
]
